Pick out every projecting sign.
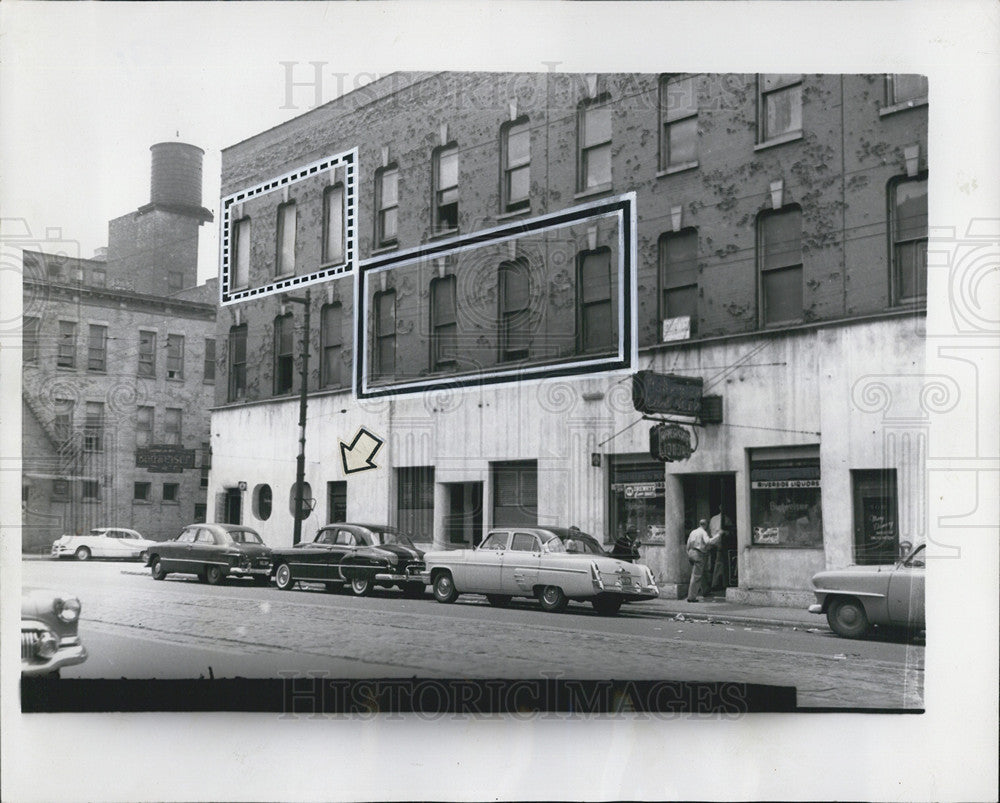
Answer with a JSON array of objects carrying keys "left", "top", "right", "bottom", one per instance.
[
  {"left": 649, "top": 423, "right": 695, "bottom": 462},
  {"left": 135, "top": 445, "right": 196, "bottom": 473},
  {"left": 632, "top": 370, "right": 703, "bottom": 416}
]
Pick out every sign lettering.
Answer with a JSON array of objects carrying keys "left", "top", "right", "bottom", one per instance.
[{"left": 632, "top": 370, "right": 703, "bottom": 416}]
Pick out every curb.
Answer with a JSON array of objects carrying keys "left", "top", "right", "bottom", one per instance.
[{"left": 662, "top": 611, "right": 828, "bottom": 631}]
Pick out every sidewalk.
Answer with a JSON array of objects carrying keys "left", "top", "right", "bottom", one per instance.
[{"left": 646, "top": 594, "right": 826, "bottom": 631}]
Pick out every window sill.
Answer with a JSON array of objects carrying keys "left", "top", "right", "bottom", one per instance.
[
  {"left": 166, "top": 377, "right": 185, "bottom": 383},
  {"left": 879, "top": 98, "right": 928, "bottom": 118},
  {"left": 429, "top": 228, "right": 460, "bottom": 241},
  {"left": 274, "top": 271, "right": 296, "bottom": 282},
  {"left": 132, "top": 500, "right": 151, "bottom": 505},
  {"left": 574, "top": 184, "right": 613, "bottom": 201},
  {"left": 753, "top": 132, "right": 803, "bottom": 152},
  {"left": 161, "top": 501, "right": 180, "bottom": 506},
  {"left": 87, "top": 368, "right": 107, "bottom": 375},
  {"left": 203, "top": 379, "right": 215, "bottom": 385},
  {"left": 371, "top": 244, "right": 398, "bottom": 256},
  {"left": 496, "top": 207, "right": 532, "bottom": 222},
  {"left": 657, "top": 162, "right": 699, "bottom": 178},
  {"left": 319, "top": 259, "right": 347, "bottom": 270},
  {"left": 56, "top": 365, "right": 77, "bottom": 372}
]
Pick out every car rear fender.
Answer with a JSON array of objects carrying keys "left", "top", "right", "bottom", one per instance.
[{"left": 816, "top": 590, "right": 888, "bottom": 619}]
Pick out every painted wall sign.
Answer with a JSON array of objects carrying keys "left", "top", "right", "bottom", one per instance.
[
  {"left": 135, "top": 445, "right": 196, "bottom": 473},
  {"left": 632, "top": 370, "right": 704, "bottom": 416}
]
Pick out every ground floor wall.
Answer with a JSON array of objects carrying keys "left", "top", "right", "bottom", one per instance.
[{"left": 209, "top": 314, "right": 926, "bottom": 606}]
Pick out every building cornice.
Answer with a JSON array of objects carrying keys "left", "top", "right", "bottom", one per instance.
[{"left": 22, "top": 278, "right": 216, "bottom": 320}]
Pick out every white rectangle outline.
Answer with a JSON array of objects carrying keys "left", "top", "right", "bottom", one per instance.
[
  {"left": 355, "top": 191, "right": 639, "bottom": 398},
  {"left": 218, "top": 146, "right": 358, "bottom": 306}
]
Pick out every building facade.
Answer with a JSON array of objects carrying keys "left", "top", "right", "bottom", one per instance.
[
  {"left": 211, "top": 72, "right": 928, "bottom": 604},
  {"left": 21, "top": 143, "right": 217, "bottom": 550}
]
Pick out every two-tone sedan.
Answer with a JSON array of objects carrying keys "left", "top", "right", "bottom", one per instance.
[
  {"left": 270, "top": 523, "right": 426, "bottom": 597},
  {"left": 145, "top": 523, "right": 272, "bottom": 585},
  {"left": 422, "top": 527, "right": 659, "bottom": 615},
  {"left": 51, "top": 527, "right": 157, "bottom": 562},
  {"left": 22, "top": 588, "right": 88, "bottom": 677}
]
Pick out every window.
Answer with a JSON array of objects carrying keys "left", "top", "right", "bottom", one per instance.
[
  {"left": 328, "top": 481, "right": 347, "bottom": 524},
  {"left": 758, "top": 207, "right": 803, "bottom": 325},
  {"left": 253, "top": 484, "right": 272, "bottom": 520},
  {"left": 194, "top": 503, "right": 207, "bottom": 523},
  {"left": 163, "top": 483, "right": 180, "bottom": 503},
  {"left": 138, "top": 330, "right": 156, "bottom": 377},
  {"left": 578, "top": 98, "right": 612, "bottom": 190},
  {"left": 274, "top": 314, "right": 294, "bottom": 394},
  {"left": 227, "top": 324, "right": 248, "bottom": 401},
  {"left": 136, "top": 406, "right": 154, "bottom": 448},
  {"left": 511, "top": 533, "right": 540, "bottom": 552},
  {"left": 53, "top": 400, "right": 73, "bottom": 443},
  {"left": 164, "top": 407, "right": 181, "bottom": 446},
  {"left": 852, "top": 469, "right": 900, "bottom": 565},
  {"left": 492, "top": 460, "right": 538, "bottom": 527},
  {"left": 375, "top": 165, "right": 399, "bottom": 247},
  {"left": 890, "top": 176, "right": 928, "bottom": 303},
  {"left": 374, "top": 289, "right": 396, "bottom": 377},
  {"left": 431, "top": 275, "right": 457, "bottom": 370},
  {"left": 276, "top": 201, "right": 296, "bottom": 275},
  {"left": 91, "top": 268, "right": 106, "bottom": 288},
  {"left": 168, "top": 271, "right": 184, "bottom": 292},
  {"left": 750, "top": 451, "right": 822, "bottom": 547},
  {"left": 200, "top": 442, "right": 211, "bottom": 489},
  {"left": 397, "top": 466, "right": 434, "bottom": 540},
  {"left": 82, "top": 480, "right": 100, "bottom": 501},
  {"left": 501, "top": 119, "right": 530, "bottom": 212},
  {"left": 23, "top": 316, "right": 40, "bottom": 363},
  {"left": 134, "top": 482, "right": 151, "bottom": 502},
  {"left": 166, "top": 334, "right": 184, "bottom": 380},
  {"left": 886, "top": 74, "right": 928, "bottom": 106},
  {"left": 659, "top": 229, "right": 698, "bottom": 336},
  {"left": 48, "top": 259, "right": 63, "bottom": 282},
  {"left": 758, "top": 74, "right": 802, "bottom": 142},
  {"left": 87, "top": 325, "right": 107, "bottom": 372},
  {"left": 433, "top": 144, "right": 459, "bottom": 232},
  {"left": 84, "top": 402, "right": 104, "bottom": 452},
  {"left": 203, "top": 338, "right": 216, "bottom": 382},
  {"left": 232, "top": 217, "right": 251, "bottom": 289},
  {"left": 499, "top": 259, "right": 531, "bottom": 361},
  {"left": 57, "top": 321, "right": 76, "bottom": 368},
  {"left": 660, "top": 75, "right": 698, "bottom": 170},
  {"left": 323, "top": 185, "right": 345, "bottom": 264},
  {"left": 321, "top": 303, "right": 344, "bottom": 388},
  {"left": 52, "top": 479, "right": 70, "bottom": 499},
  {"left": 578, "top": 248, "right": 614, "bottom": 353}
]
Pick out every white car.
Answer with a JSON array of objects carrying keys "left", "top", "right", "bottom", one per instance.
[{"left": 51, "top": 528, "right": 157, "bottom": 562}]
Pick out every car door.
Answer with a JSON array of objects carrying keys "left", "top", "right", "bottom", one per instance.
[
  {"left": 501, "top": 532, "right": 541, "bottom": 594},
  {"left": 886, "top": 546, "right": 925, "bottom": 627},
  {"left": 191, "top": 528, "right": 221, "bottom": 571},
  {"left": 461, "top": 531, "right": 508, "bottom": 593},
  {"left": 104, "top": 530, "right": 131, "bottom": 559},
  {"left": 323, "top": 528, "right": 360, "bottom": 582},
  {"left": 161, "top": 528, "right": 196, "bottom": 570}
]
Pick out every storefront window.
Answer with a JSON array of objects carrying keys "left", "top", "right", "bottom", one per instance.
[
  {"left": 750, "top": 456, "right": 822, "bottom": 547},
  {"left": 610, "top": 457, "right": 666, "bottom": 547}
]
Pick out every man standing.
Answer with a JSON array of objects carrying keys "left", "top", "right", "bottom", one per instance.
[{"left": 686, "top": 518, "right": 721, "bottom": 602}]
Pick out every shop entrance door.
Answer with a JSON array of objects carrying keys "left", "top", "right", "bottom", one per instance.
[
  {"left": 224, "top": 487, "right": 242, "bottom": 524},
  {"left": 444, "top": 482, "right": 484, "bottom": 546},
  {"left": 680, "top": 473, "right": 737, "bottom": 591}
]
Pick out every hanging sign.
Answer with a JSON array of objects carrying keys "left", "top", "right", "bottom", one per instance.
[
  {"left": 649, "top": 423, "right": 694, "bottom": 462},
  {"left": 632, "top": 370, "right": 703, "bottom": 416}
]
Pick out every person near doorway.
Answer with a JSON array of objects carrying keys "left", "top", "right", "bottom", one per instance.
[
  {"left": 708, "top": 506, "right": 730, "bottom": 592},
  {"left": 686, "top": 518, "right": 720, "bottom": 602}
]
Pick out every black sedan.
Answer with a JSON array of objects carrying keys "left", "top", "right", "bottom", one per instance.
[
  {"left": 146, "top": 523, "right": 272, "bottom": 585},
  {"left": 270, "top": 523, "right": 425, "bottom": 597}
]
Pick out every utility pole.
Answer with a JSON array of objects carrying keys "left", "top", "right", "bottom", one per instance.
[{"left": 283, "top": 288, "right": 311, "bottom": 545}]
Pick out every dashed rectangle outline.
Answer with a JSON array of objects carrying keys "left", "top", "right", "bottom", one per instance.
[
  {"left": 218, "top": 147, "right": 358, "bottom": 306},
  {"left": 355, "top": 191, "right": 638, "bottom": 399}
]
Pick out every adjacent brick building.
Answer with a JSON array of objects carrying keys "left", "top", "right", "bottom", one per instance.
[{"left": 210, "top": 73, "right": 928, "bottom": 603}]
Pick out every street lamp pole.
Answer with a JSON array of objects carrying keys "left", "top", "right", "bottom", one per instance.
[{"left": 283, "top": 289, "right": 311, "bottom": 545}]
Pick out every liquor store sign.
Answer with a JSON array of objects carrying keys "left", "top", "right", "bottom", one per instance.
[
  {"left": 136, "top": 445, "right": 197, "bottom": 473},
  {"left": 632, "top": 370, "right": 703, "bottom": 416},
  {"left": 649, "top": 423, "right": 694, "bottom": 462}
]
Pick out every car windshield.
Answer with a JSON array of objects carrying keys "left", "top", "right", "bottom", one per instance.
[
  {"left": 371, "top": 530, "right": 416, "bottom": 548},
  {"left": 902, "top": 543, "right": 925, "bottom": 568},
  {"left": 228, "top": 529, "right": 263, "bottom": 544},
  {"left": 89, "top": 529, "right": 105, "bottom": 536}
]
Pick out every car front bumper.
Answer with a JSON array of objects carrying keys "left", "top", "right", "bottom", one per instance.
[
  {"left": 50, "top": 545, "right": 72, "bottom": 558},
  {"left": 21, "top": 631, "right": 88, "bottom": 677},
  {"left": 808, "top": 603, "right": 823, "bottom": 614},
  {"left": 228, "top": 566, "right": 272, "bottom": 577}
]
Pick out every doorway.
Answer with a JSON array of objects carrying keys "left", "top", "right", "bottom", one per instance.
[
  {"left": 224, "top": 487, "right": 242, "bottom": 524},
  {"left": 444, "top": 482, "right": 484, "bottom": 546},
  {"left": 680, "top": 473, "right": 737, "bottom": 590}
]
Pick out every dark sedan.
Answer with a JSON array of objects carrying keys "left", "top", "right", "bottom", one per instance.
[
  {"left": 146, "top": 523, "right": 272, "bottom": 585},
  {"left": 270, "top": 523, "right": 425, "bottom": 597}
]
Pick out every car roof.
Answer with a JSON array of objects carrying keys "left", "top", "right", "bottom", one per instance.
[
  {"left": 198, "top": 523, "right": 260, "bottom": 534},
  {"left": 319, "top": 523, "right": 397, "bottom": 532}
]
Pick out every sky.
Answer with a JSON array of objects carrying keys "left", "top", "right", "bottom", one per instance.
[{"left": 2, "top": 2, "right": 998, "bottom": 801}]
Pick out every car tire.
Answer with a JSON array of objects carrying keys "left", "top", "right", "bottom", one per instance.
[
  {"left": 432, "top": 572, "right": 459, "bottom": 604},
  {"left": 151, "top": 558, "right": 167, "bottom": 581},
  {"left": 592, "top": 596, "right": 623, "bottom": 616},
  {"left": 402, "top": 582, "right": 425, "bottom": 599},
  {"left": 274, "top": 563, "right": 295, "bottom": 591},
  {"left": 486, "top": 594, "right": 512, "bottom": 607},
  {"left": 350, "top": 575, "right": 373, "bottom": 596},
  {"left": 826, "top": 597, "right": 869, "bottom": 639},
  {"left": 205, "top": 565, "right": 225, "bottom": 586},
  {"left": 538, "top": 585, "right": 568, "bottom": 613},
  {"left": 75, "top": 547, "right": 91, "bottom": 562}
]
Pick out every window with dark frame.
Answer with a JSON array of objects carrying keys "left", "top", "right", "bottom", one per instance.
[
  {"left": 164, "top": 407, "right": 182, "bottom": 446},
  {"left": 327, "top": 481, "right": 347, "bottom": 523},
  {"left": 852, "top": 469, "right": 900, "bottom": 565},
  {"left": 168, "top": 271, "right": 184, "bottom": 292},
  {"left": 276, "top": 201, "right": 296, "bottom": 276},
  {"left": 323, "top": 184, "right": 345, "bottom": 264},
  {"left": 758, "top": 74, "right": 803, "bottom": 142},
  {"left": 194, "top": 503, "right": 207, "bottom": 523},
  {"left": 396, "top": 466, "right": 434, "bottom": 540},
  {"left": 660, "top": 75, "right": 698, "bottom": 170},
  {"left": 134, "top": 482, "right": 151, "bottom": 502},
  {"left": 499, "top": 259, "right": 531, "bottom": 361},
  {"left": 321, "top": 303, "right": 344, "bottom": 388},
  {"left": 82, "top": 480, "right": 100, "bottom": 501},
  {"left": 57, "top": 321, "right": 76, "bottom": 369},
  {"left": 200, "top": 442, "right": 211, "bottom": 488},
  {"left": 227, "top": 324, "right": 247, "bottom": 401},
  {"left": 166, "top": 334, "right": 184, "bottom": 380},
  {"left": 84, "top": 402, "right": 104, "bottom": 452},
  {"left": 232, "top": 217, "right": 251, "bottom": 289},
  {"left": 87, "top": 325, "right": 107, "bottom": 372},
  {"left": 163, "top": 483, "right": 179, "bottom": 503},
  {"left": 374, "top": 289, "right": 396, "bottom": 377},
  {"left": 749, "top": 454, "right": 822, "bottom": 547},
  {"left": 136, "top": 405, "right": 153, "bottom": 448},
  {"left": 203, "top": 338, "right": 216, "bottom": 382},
  {"left": 53, "top": 400, "right": 73, "bottom": 443},
  {"left": 274, "top": 314, "right": 295, "bottom": 394},
  {"left": 433, "top": 144, "right": 459, "bottom": 232},
  {"left": 501, "top": 118, "right": 530, "bottom": 212},
  {"left": 23, "top": 316, "right": 40, "bottom": 363},
  {"left": 889, "top": 175, "right": 928, "bottom": 304},
  {"left": 91, "top": 268, "right": 106, "bottom": 288},
  {"left": 885, "top": 74, "right": 928, "bottom": 106},
  {"left": 578, "top": 97, "right": 612, "bottom": 191},
  {"left": 577, "top": 248, "right": 614, "bottom": 353},
  {"left": 375, "top": 165, "right": 399, "bottom": 247},
  {"left": 138, "top": 330, "right": 156, "bottom": 377},
  {"left": 431, "top": 275, "right": 458, "bottom": 371},
  {"left": 758, "top": 207, "right": 803, "bottom": 326},
  {"left": 659, "top": 229, "right": 699, "bottom": 335}
]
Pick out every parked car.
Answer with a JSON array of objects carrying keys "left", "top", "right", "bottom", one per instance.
[
  {"left": 145, "top": 523, "right": 272, "bottom": 585},
  {"left": 548, "top": 527, "right": 610, "bottom": 556},
  {"left": 21, "top": 588, "right": 88, "bottom": 677},
  {"left": 422, "top": 527, "right": 660, "bottom": 615},
  {"left": 808, "top": 542, "right": 925, "bottom": 638},
  {"left": 271, "top": 523, "right": 426, "bottom": 597},
  {"left": 51, "top": 527, "right": 157, "bottom": 562}
]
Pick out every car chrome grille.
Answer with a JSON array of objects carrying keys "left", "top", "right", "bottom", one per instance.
[{"left": 21, "top": 631, "right": 40, "bottom": 662}]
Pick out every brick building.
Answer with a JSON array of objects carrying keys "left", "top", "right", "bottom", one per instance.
[
  {"left": 211, "top": 72, "right": 928, "bottom": 604},
  {"left": 21, "top": 143, "right": 217, "bottom": 550}
]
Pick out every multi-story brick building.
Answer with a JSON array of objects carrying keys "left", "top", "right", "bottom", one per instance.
[
  {"left": 21, "top": 142, "right": 218, "bottom": 550},
  {"left": 211, "top": 72, "right": 928, "bottom": 603}
]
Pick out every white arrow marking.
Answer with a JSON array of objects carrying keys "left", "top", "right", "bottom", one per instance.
[{"left": 340, "top": 427, "right": 384, "bottom": 474}]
